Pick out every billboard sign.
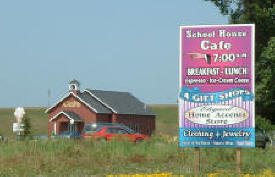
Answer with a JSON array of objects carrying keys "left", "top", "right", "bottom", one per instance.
[{"left": 179, "top": 24, "right": 255, "bottom": 147}]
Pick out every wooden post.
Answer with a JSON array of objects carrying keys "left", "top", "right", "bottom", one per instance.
[
  {"left": 194, "top": 147, "right": 200, "bottom": 175},
  {"left": 236, "top": 148, "right": 241, "bottom": 174}
]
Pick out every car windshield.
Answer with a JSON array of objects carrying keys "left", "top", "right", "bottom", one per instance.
[
  {"left": 83, "top": 123, "right": 137, "bottom": 134},
  {"left": 83, "top": 124, "right": 103, "bottom": 133},
  {"left": 121, "top": 126, "right": 136, "bottom": 134}
]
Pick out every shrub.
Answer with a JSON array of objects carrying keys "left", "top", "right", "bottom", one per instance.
[
  {"left": 255, "top": 115, "right": 273, "bottom": 132},
  {"left": 22, "top": 114, "right": 32, "bottom": 139}
]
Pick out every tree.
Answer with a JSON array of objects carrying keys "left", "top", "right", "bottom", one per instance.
[
  {"left": 205, "top": 0, "right": 275, "bottom": 59},
  {"left": 256, "top": 115, "right": 273, "bottom": 132},
  {"left": 205, "top": 0, "right": 275, "bottom": 124},
  {"left": 22, "top": 114, "right": 32, "bottom": 139},
  {"left": 257, "top": 37, "right": 275, "bottom": 122}
]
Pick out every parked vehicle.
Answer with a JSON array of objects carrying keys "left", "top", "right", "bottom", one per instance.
[
  {"left": 255, "top": 129, "right": 271, "bottom": 148},
  {"left": 83, "top": 123, "right": 137, "bottom": 134},
  {"left": 82, "top": 123, "right": 147, "bottom": 142},
  {"left": 55, "top": 131, "right": 82, "bottom": 139}
]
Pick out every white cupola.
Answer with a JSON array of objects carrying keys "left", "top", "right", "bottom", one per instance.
[{"left": 69, "top": 79, "right": 80, "bottom": 92}]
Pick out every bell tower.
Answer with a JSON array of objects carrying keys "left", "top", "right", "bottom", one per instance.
[{"left": 69, "top": 79, "right": 80, "bottom": 94}]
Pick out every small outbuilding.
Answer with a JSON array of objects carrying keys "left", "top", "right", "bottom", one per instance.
[{"left": 45, "top": 80, "right": 156, "bottom": 136}]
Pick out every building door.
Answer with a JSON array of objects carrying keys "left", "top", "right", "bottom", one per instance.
[
  {"left": 59, "top": 122, "right": 69, "bottom": 133},
  {"left": 77, "top": 122, "right": 84, "bottom": 133}
]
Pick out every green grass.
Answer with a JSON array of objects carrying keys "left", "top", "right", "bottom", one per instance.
[
  {"left": 0, "top": 106, "right": 274, "bottom": 176},
  {"left": 0, "top": 106, "right": 179, "bottom": 137},
  {"left": 0, "top": 108, "right": 48, "bottom": 137},
  {"left": 151, "top": 105, "right": 178, "bottom": 136},
  {"left": 0, "top": 138, "right": 274, "bottom": 176}
]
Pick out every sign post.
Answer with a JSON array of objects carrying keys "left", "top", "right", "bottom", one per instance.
[
  {"left": 236, "top": 147, "right": 241, "bottom": 173},
  {"left": 194, "top": 147, "right": 200, "bottom": 175},
  {"left": 179, "top": 24, "right": 255, "bottom": 173}
]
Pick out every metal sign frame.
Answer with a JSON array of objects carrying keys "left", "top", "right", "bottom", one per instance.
[{"left": 179, "top": 24, "right": 255, "bottom": 148}]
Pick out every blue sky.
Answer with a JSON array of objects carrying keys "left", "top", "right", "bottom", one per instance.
[{"left": 0, "top": 0, "right": 228, "bottom": 107}]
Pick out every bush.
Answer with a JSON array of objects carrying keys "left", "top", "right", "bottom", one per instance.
[
  {"left": 22, "top": 114, "right": 32, "bottom": 139},
  {"left": 255, "top": 115, "right": 273, "bottom": 132}
]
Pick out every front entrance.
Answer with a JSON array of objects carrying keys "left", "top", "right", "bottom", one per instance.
[
  {"left": 50, "top": 112, "right": 84, "bottom": 136},
  {"left": 60, "top": 122, "right": 69, "bottom": 133},
  {"left": 58, "top": 122, "right": 81, "bottom": 134}
]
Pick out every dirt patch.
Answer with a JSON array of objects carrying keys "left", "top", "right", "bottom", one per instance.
[{"left": 127, "top": 155, "right": 147, "bottom": 163}]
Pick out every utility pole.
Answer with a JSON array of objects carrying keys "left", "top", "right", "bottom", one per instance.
[{"left": 48, "top": 88, "right": 51, "bottom": 107}]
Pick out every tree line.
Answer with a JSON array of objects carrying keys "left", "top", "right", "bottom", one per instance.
[{"left": 205, "top": 0, "right": 275, "bottom": 130}]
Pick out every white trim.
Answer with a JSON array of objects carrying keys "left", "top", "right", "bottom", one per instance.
[
  {"left": 179, "top": 25, "right": 182, "bottom": 128},
  {"left": 45, "top": 91, "right": 98, "bottom": 113},
  {"left": 45, "top": 92, "right": 70, "bottom": 113},
  {"left": 69, "top": 84, "right": 78, "bottom": 91},
  {"left": 251, "top": 24, "right": 255, "bottom": 128},
  {"left": 179, "top": 24, "right": 256, "bottom": 128},
  {"left": 179, "top": 24, "right": 255, "bottom": 29},
  {"left": 49, "top": 111, "right": 83, "bottom": 122},
  {"left": 54, "top": 122, "right": 57, "bottom": 134},
  {"left": 84, "top": 89, "right": 118, "bottom": 114}
]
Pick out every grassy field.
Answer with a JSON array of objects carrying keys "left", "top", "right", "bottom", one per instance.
[
  {"left": 1, "top": 105, "right": 272, "bottom": 138},
  {"left": 0, "top": 106, "right": 274, "bottom": 176},
  {"left": 0, "top": 108, "right": 48, "bottom": 138},
  {"left": 0, "top": 105, "right": 179, "bottom": 137},
  {"left": 0, "top": 138, "right": 274, "bottom": 176}
]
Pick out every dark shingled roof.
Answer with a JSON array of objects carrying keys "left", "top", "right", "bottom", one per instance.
[
  {"left": 85, "top": 89, "right": 155, "bottom": 115},
  {"left": 77, "top": 92, "right": 112, "bottom": 114},
  {"left": 63, "top": 111, "right": 83, "bottom": 122}
]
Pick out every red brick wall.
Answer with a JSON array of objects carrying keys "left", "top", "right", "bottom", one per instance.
[
  {"left": 112, "top": 114, "right": 117, "bottom": 123},
  {"left": 47, "top": 95, "right": 98, "bottom": 136},
  {"left": 47, "top": 93, "right": 156, "bottom": 137},
  {"left": 48, "top": 114, "right": 69, "bottom": 136},
  {"left": 48, "top": 114, "right": 85, "bottom": 135},
  {"left": 48, "top": 121, "right": 54, "bottom": 136},
  {"left": 97, "top": 114, "right": 112, "bottom": 123},
  {"left": 55, "top": 114, "right": 69, "bottom": 134},
  {"left": 116, "top": 114, "right": 155, "bottom": 136}
]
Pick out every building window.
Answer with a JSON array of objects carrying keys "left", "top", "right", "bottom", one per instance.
[{"left": 70, "top": 85, "right": 76, "bottom": 90}]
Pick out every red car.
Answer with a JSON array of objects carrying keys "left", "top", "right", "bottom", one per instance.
[{"left": 82, "top": 125, "right": 147, "bottom": 142}]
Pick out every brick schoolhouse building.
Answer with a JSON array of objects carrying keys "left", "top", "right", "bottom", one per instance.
[{"left": 45, "top": 80, "right": 156, "bottom": 136}]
